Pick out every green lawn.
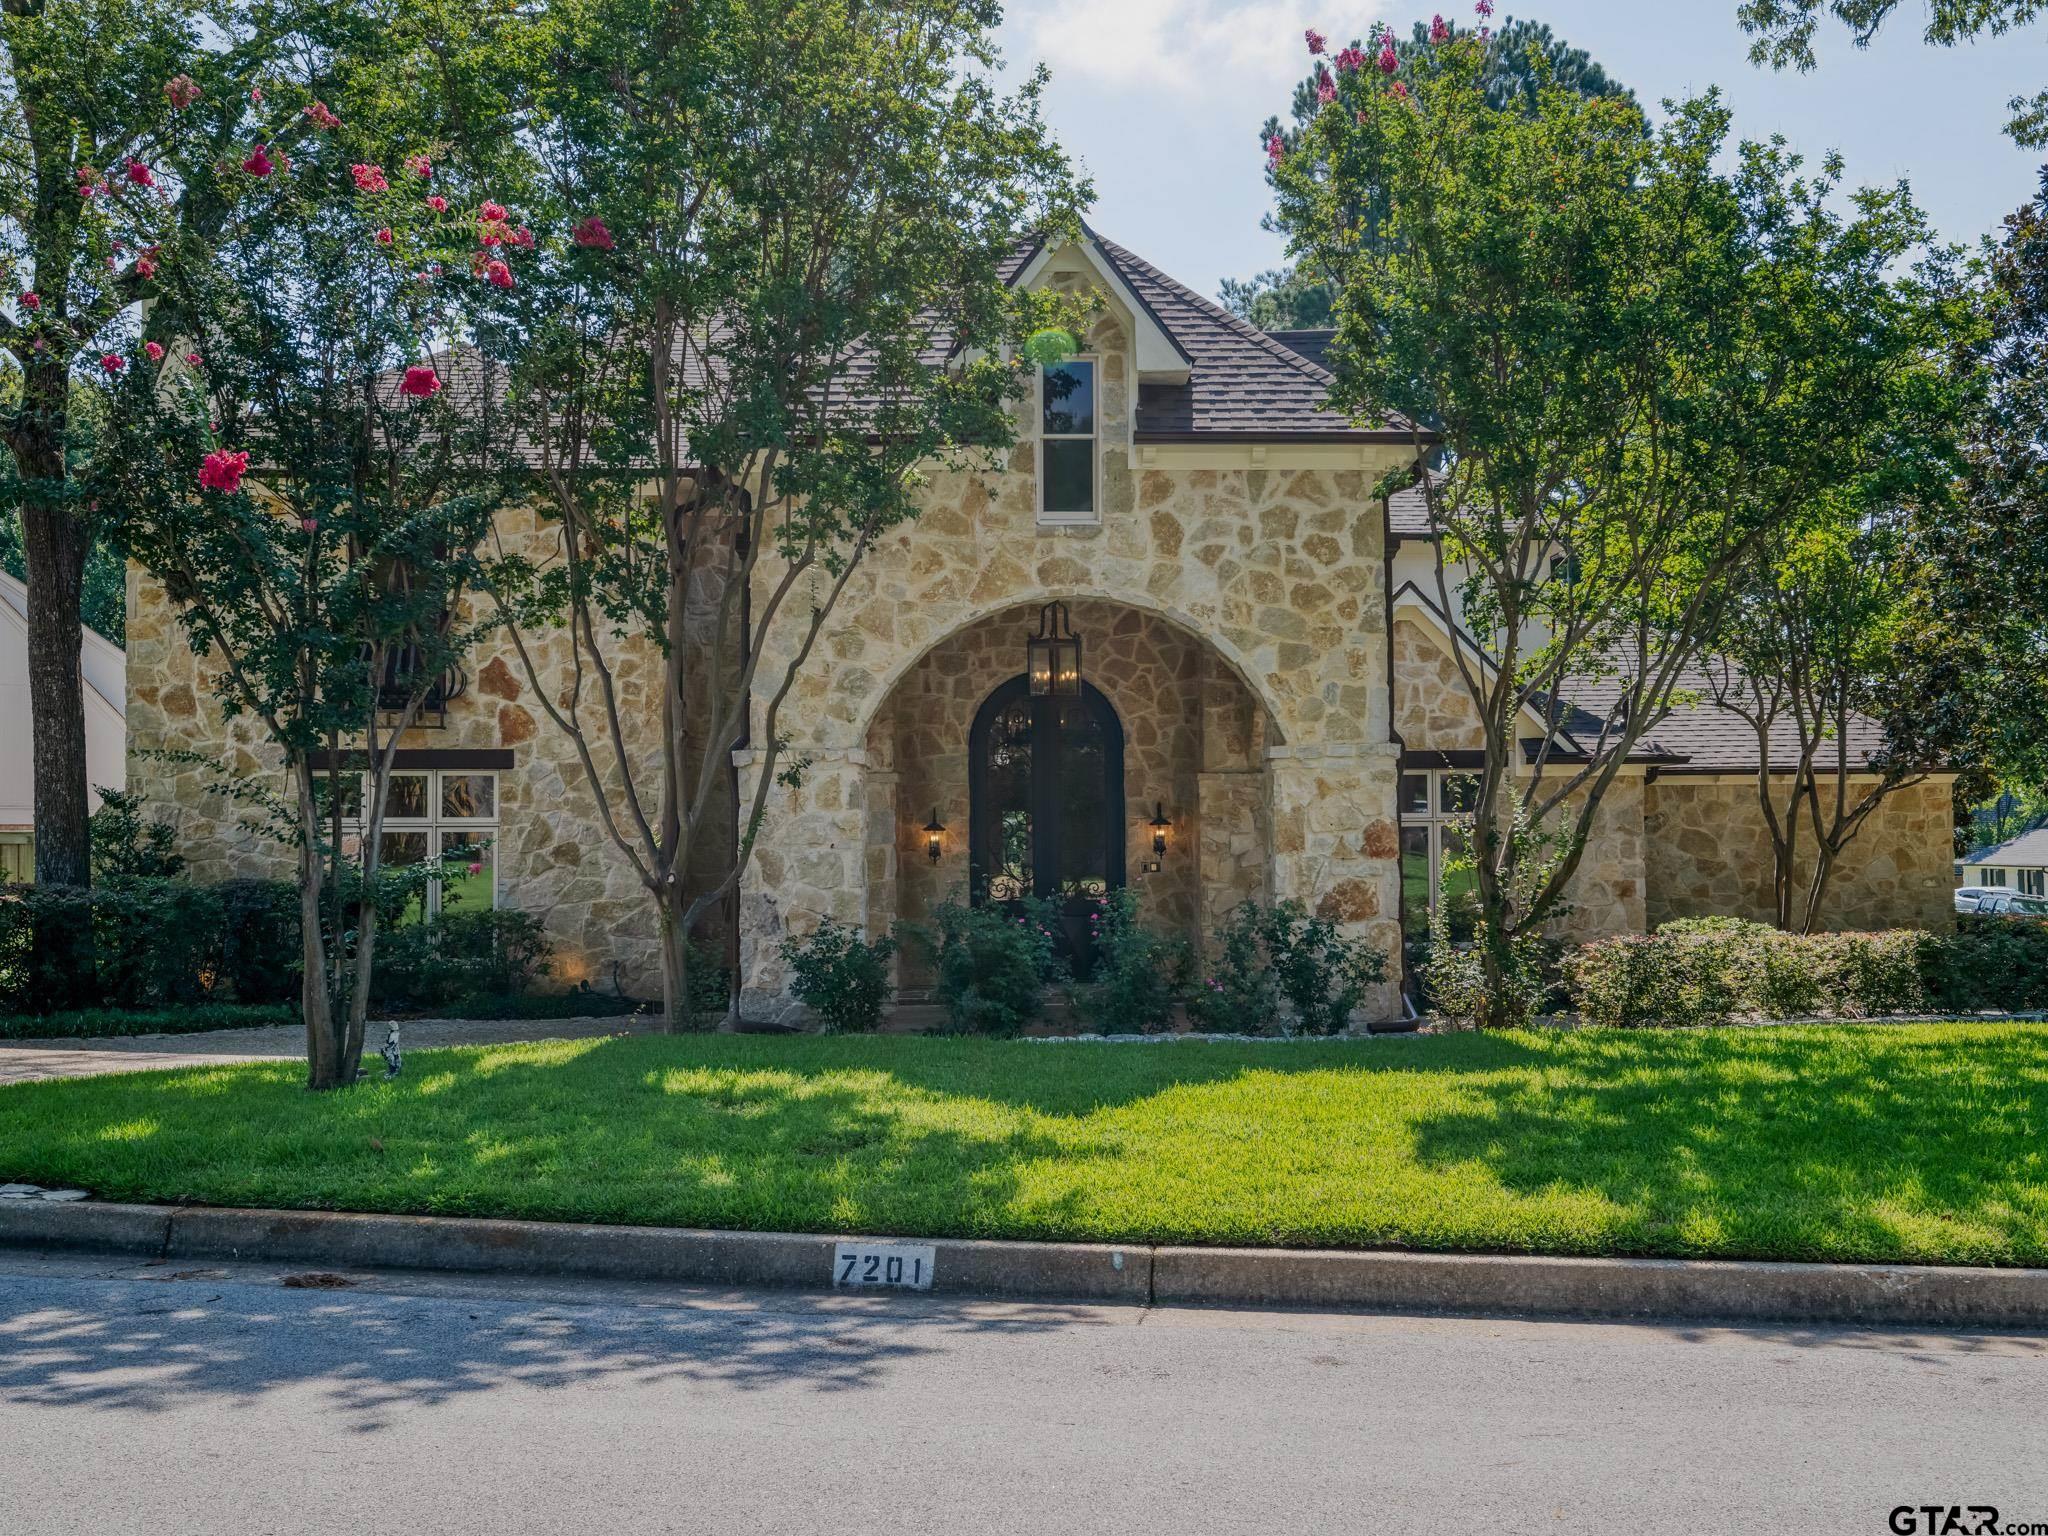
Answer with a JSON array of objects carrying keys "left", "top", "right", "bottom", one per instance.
[{"left": 3, "top": 1024, "right": 2045, "bottom": 1266}]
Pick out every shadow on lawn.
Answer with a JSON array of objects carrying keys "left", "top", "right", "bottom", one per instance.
[
  {"left": 0, "top": 1266, "right": 1108, "bottom": 1430},
  {"left": 1407, "top": 1027, "right": 2048, "bottom": 1261}
]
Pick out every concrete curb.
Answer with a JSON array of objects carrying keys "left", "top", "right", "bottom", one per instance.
[{"left": 4, "top": 1200, "right": 2045, "bottom": 1327}]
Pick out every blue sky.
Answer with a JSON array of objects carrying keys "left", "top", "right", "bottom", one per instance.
[{"left": 994, "top": 0, "right": 2046, "bottom": 301}]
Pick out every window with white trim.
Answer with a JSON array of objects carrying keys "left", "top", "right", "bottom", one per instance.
[
  {"left": 2022, "top": 869, "right": 2046, "bottom": 898},
  {"left": 313, "top": 769, "right": 499, "bottom": 920},
  {"left": 1400, "top": 769, "right": 1478, "bottom": 938},
  {"left": 1038, "top": 356, "right": 1098, "bottom": 524}
]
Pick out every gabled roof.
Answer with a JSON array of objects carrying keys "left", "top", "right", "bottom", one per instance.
[
  {"left": 1963, "top": 828, "right": 2048, "bottom": 867},
  {"left": 1078, "top": 233, "right": 1424, "bottom": 443}
]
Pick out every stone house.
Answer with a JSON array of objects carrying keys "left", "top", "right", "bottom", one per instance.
[{"left": 126, "top": 226, "right": 1957, "bottom": 1022}]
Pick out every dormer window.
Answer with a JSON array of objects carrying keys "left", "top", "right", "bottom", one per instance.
[{"left": 1039, "top": 357, "right": 1098, "bottom": 524}]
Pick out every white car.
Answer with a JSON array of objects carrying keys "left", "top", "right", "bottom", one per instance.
[{"left": 1960, "top": 889, "right": 2048, "bottom": 918}]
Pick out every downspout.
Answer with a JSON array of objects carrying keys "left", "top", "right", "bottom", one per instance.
[{"left": 1383, "top": 501, "right": 1414, "bottom": 1027}]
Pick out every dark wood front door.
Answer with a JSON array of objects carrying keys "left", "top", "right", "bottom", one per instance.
[{"left": 968, "top": 675, "right": 1125, "bottom": 978}]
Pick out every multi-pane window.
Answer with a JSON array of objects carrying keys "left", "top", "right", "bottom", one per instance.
[
  {"left": 1039, "top": 357, "right": 1098, "bottom": 524},
  {"left": 313, "top": 769, "right": 499, "bottom": 919},
  {"left": 1400, "top": 769, "right": 1478, "bottom": 937},
  {"left": 2022, "top": 869, "right": 2046, "bottom": 898},
  {"left": 1982, "top": 868, "right": 2009, "bottom": 888},
  {"left": 0, "top": 830, "right": 30, "bottom": 884}
]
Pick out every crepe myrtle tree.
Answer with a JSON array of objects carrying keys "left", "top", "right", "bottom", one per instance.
[
  {"left": 1226, "top": 7, "right": 1633, "bottom": 330},
  {"left": 1273, "top": 10, "right": 1945, "bottom": 1024},
  {"left": 475, "top": 0, "right": 1087, "bottom": 1030},
  {"left": 90, "top": 110, "right": 520, "bottom": 1089}
]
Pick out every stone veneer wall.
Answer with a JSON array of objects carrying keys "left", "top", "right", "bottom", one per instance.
[
  {"left": 738, "top": 267, "right": 1409, "bottom": 1019},
  {"left": 1644, "top": 774, "right": 1955, "bottom": 932},
  {"left": 125, "top": 504, "right": 707, "bottom": 999}
]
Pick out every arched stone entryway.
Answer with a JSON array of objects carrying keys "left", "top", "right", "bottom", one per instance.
[{"left": 852, "top": 599, "right": 1276, "bottom": 993}]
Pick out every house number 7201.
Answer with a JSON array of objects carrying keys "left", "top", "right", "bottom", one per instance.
[{"left": 832, "top": 1242, "right": 937, "bottom": 1291}]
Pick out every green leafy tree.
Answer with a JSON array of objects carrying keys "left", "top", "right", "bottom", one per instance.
[
  {"left": 1224, "top": 14, "right": 1633, "bottom": 330},
  {"left": 0, "top": 0, "right": 233, "bottom": 884},
  {"left": 1739, "top": 0, "right": 2048, "bottom": 146},
  {"left": 92, "top": 82, "right": 520, "bottom": 1087},
  {"left": 1274, "top": 21, "right": 1944, "bottom": 1025},
  {"left": 477, "top": 0, "right": 1086, "bottom": 1029}
]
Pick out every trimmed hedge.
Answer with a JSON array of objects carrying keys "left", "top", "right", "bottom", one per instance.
[
  {"left": 0, "top": 1003, "right": 297, "bottom": 1041},
  {"left": 1562, "top": 916, "right": 2048, "bottom": 1028},
  {"left": 0, "top": 880, "right": 299, "bottom": 1016}
]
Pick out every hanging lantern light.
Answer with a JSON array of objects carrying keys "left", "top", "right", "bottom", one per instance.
[
  {"left": 924, "top": 807, "right": 947, "bottom": 864},
  {"left": 1026, "top": 601, "right": 1082, "bottom": 697},
  {"left": 1150, "top": 802, "right": 1171, "bottom": 857}
]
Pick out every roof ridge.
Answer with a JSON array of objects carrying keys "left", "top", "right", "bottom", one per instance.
[{"left": 1088, "top": 230, "right": 1342, "bottom": 390}]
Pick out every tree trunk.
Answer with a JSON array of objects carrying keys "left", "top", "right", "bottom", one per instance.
[
  {"left": 299, "top": 838, "right": 342, "bottom": 1091},
  {"left": 656, "top": 894, "right": 693, "bottom": 1034},
  {"left": 341, "top": 898, "right": 378, "bottom": 1085},
  {"left": 14, "top": 420, "right": 92, "bottom": 889}
]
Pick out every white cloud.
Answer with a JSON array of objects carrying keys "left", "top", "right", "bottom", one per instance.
[{"left": 1000, "top": 0, "right": 1385, "bottom": 97}]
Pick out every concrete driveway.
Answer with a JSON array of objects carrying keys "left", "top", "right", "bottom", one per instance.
[{"left": 0, "top": 1015, "right": 659, "bottom": 1087}]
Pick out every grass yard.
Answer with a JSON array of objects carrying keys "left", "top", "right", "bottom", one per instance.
[{"left": 2, "top": 1024, "right": 2045, "bottom": 1266}]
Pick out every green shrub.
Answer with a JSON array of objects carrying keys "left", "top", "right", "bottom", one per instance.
[
  {"left": 0, "top": 1002, "right": 295, "bottom": 1041},
  {"left": 1563, "top": 917, "right": 2048, "bottom": 1027},
  {"left": 0, "top": 881, "right": 229, "bottom": 1014},
  {"left": 89, "top": 788, "right": 188, "bottom": 883},
  {"left": 782, "top": 918, "right": 897, "bottom": 1033},
  {"left": 216, "top": 879, "right": 302, "bottom": 1005},
  {"left": 1926, "top": 916, "right": 2048, "bottom": 1013},
  {"left": 908, "top": 898, "right": 1064, "bottom": 1037},
  {"left": 1069, "top": 888, "right": 1189, "bottom": 1035},
  {"left": 371, "top": 908, "right": 553, "bottom": 1009},
  {"left": 1185, "top": 899, "right": 1386, "bottom": 1035},
  {"left": 1185, "top": 900, "right": 1282, "bottom": 1032}
]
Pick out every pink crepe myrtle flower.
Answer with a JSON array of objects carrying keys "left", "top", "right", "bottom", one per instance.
[
  {"left": 1333, "top": 45, "right": 1366, "bottom": 72},
  {"left": 135, "top": 256, "right": 157, "bottom": 279},
  {"left": 511, "top": 225, "right": 535, "bottom": 250},
  {"left": 571, "top": 216, "right": 614, "bottom": 250},
  {"left": 99, "top": 353, "right": 124, "bottom": 374},
  {"left": 1390, "top": 80, "right": 1410, "bottom": 100},
  {"left": 1475, "top": 0, "right": 1493, "bottom": 14},
  {"left": 163, "top": 74, "right": 201, "bottom": 110},
  {"left": 242, "top": 144, "right": 275, "bottom": 178},
  {"left": 477, "top": 200, "right": 508, "bottom": 223},
  {"left": 185, "top": 352, "right": 201, "bottom": 366},
  {"left": 483, "top": 258, "right": 514, "bottom": 290},
  {"left": 300, "top": 517, "right": 319, "bottom": 532},
  {"left": 126, "top": 160, "right": 155, "bottom": 187},
  {"left": 249, "top": 86, "right": 263, "bottom": 103},
  {"left": 1378, "top": 41, "right": 1398, "bottom": 73},
  {"left": 1315, "top": 69, "right": 1336, "bottom": 104},
  {"left": 426, "top": 194, "right": 449, "bottom": 213},
  {"left": 1430, "top": 13, "right": 1450, "bottom": 43},
  {"left": 465, "top": 861, "right": 483, "bottom": 877},
  {"left": 405, "top": 154, "right": 433, "bottom": 180},
  {"left": 199, "top": 449, "right": 250, "bottom": 494},
  {"left": 477, "top": 221, "right": 505, "bottom": 248},
  {"left": 375, "top": 227, "right": 393, "bottom": 245},
  {"left": 1265, "top": 132, "right": 1285, "bottom": 169},
  {"left": 18, "top": 292, "right": 37, "bottom": 310},
  {"left": 400, "top": 365, "right": 441, "bottom": 398},
  {"left": 144, "top": 341, "right": 164, "bottom": 363},
  {"left": 1304, "top": 27, "right": 1326, "bottom": 54},
  {"left": 304, "top": 100, "right": 341, "bottom": 131},
  {"left": 350, "top": 163, "right": 389, "bottom": 193}
]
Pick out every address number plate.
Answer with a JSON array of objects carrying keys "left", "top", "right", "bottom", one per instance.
[{"left": 832, "top": 1242, "right": 937, "bottom": 1291}]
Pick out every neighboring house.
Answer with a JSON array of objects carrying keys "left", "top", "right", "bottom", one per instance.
[
  {"left": 126, "top": 226, "right": 1957, "bottom": 1020},
  {"left": 0, "top": 570, "right": 128, "bottom": 882},
  {"left": 1959, "top": 829, "right": 2048, "bottom": 898}
]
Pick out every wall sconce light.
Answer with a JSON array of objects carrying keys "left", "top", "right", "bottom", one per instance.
[
  {"left": 924, "top": 807, "right": 947, "bottom": 864},
  {"left": 1150, "top": 802, "right": 1171, "bottom": 857}
]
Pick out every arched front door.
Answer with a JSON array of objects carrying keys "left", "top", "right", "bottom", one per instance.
[{"left": 968, "top": 675, "right": 1125, "bottom": 977}]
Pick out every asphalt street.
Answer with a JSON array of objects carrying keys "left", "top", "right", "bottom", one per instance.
[{"left": 0, "top": 1248, "right": 2042, "bottom": 1535}]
